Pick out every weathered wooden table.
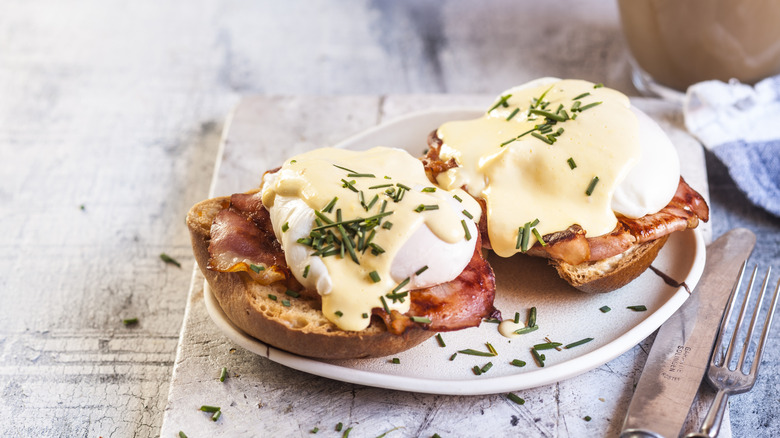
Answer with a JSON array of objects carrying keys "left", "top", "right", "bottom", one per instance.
[{"left": 2, "top": 1, "right": 779, "bottom": 437}]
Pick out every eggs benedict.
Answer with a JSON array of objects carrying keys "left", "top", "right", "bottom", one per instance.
[
  {"left": 424, "top": 78, "right": 709, "bottom": 292},
  {"left": 188, "top": 147, "right": 497, "bottom": 359}
]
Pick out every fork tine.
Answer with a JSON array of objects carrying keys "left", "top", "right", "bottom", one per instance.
[
  {"left": 713, "top": 261, "right": 747, "bottom": 367},
  {"left": 748, "top": 273, "right": 780, "bottom": 379},
  {"left": 737, "top": 267, "right": 772, "bottom": 373},
  {"left": 723, "top": 265, "right": 758, "bottom": 368}
]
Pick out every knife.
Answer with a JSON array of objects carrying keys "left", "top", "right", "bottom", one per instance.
[{"left": 620, "top": 228, "right": 756, "bottom": 438}]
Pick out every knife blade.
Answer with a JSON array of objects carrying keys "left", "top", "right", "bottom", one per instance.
[{"left": 620, "top": 228, "right": 756, "bottom": 438}]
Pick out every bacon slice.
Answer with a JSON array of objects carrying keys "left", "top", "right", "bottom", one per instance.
[
  {"left": 423, "top": 131, "right": 710, "bottom": 265},
  {"left": 376, "top": 235, "right": 499, "bottom": 335},
  {"left": 207, "top": 191, "right": 289, "bottom": 284},
  {"left": 207, "top": 190, "right": 498, "bottom": 334}
]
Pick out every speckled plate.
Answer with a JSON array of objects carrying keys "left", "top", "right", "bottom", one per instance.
[{"left": 203, "top": 108, "right": 707, "bottom": 395}]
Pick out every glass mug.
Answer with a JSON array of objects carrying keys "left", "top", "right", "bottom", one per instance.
[{"left": 618, "top": 0, "right": 780, "bottom": 100}]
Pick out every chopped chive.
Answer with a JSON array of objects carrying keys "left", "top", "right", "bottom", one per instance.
[
  {"left": 627, "top": 305, "right": 648, "bottom": 312},
  {"left": 366, "top": 194, "right": 379, "bottom": 210},
  {"left": 585, "top": 176, "right": 600, "bottom": 196},
  {"left": 533, "top": 342, "right": 563, "bottom": 350},
  {"left": 528, "top": 108, "right": 567, "bottom": 122},
  {"left": 211, "top": 410, "right": 222, "bottom": 422},
  {"left": 531, "top": 348, "right": 545, "bottom": 367},
  {"left": 322, "top": 197, "right": 338, "bottom": 213},
  {"left": 532, "top": 228, "right": 547, "bottom": 247},
  {"left": 599, "top": 306, "right": 611, "bottom": 313},
  {"left": 516, "top": 226, "right": 524, "bottom": 250},
  {"left": 500, "top": 137, "right": 518, "bottom": 147},
  {"left": 521, "top": 221, "right": 531, "bottom": 252},
  {"left": 462, "top": 220, "right": 472, "bottom": 241},
  {"left": 303, "top": 265, "right": 310, "bottom": 278},
  {"left": 335, "top": 422, "right": 343, "bottom": 432},
  {"left": 410, "top": 316, "right": 431, "bottom": 324},
  {"left": 219, "top": 367, "right": 227, "bottom": 382},
  {"left": 282, "top": 299, "right": 291, "bottom": 307},
  {"left": 578, "top": 101, "right": 603, "bottom": 111},
  {"left": 285, "top": 289, "right": 300, "bottom": 298},
  {"left": 472, "top": 365, "right": 482, "bottom": 376},
  {"left": 567, "top": 157, "right": 577, "bottom": 169},
  {"left": 531, "top": 85, "right": 554, "bottom": 109},
  {"left": 571, "top": 100, "right": 582, "bottom": 111},
  {"left": 488, "top": 93, "right": 512, "bottom": 112},
  {"left": 457, "top": 348, "right": 496, "bottom": 357},
  {"left": 594, "top": 83, "right": 604, "bottom": 88},
  {"left": 564, "top": 337, "right": 594, "bottom": 349},
  {"left": 436, "top": 333, "right": 446, "bottom": 347},
  {"left": 281, "top": 222, "right": 290, "bottom": 232},
  {"left": 268, "top": 294, "right": 277, "bottom": 301},
  {"left": 335, "top": 310, "right": 343, "bottom": 317},
  {"left": 362, "top": 313, "right": 368, "bottom": 319},
  {"left": 333, "top": 164, "right": 357, "bottom": 173},
  {"left": 528, "top": 307, "right": 537, "bottom": 327},
  {"left": 386, "top": 291, "right": 409, "bottom": 302},
  {"left": 200, "top": 405, "right": 221, "bottom": 413},
  {"left": 122, "top": 318, "right": 138, "bottom": 326},
  {"left": 573, "top": 92, "right": 591, "bottom": 100},
  {"left": 368, "top": 183, "right": 393, "bottom": 189},
  {"left": 449, "top": 352, "right": 458, "bottom": 361},
  {"left": 453, "top": 194, "right": 463, "bottom": 202},
  {"left": 461, "top": 209, "right": 473, "bottom": 219},
  {"left": 391, "top": 358, "right": 400, "bottom": 364},
  {"left": 584, "top": 415, "right": 592, "bottom": 422},
  {"left": 507, "top": 393, "right": 525, "bottom": 405},
  {"left": 392, "top": 277, "right": 410, "bottom": 293},
  {"left": 160, "top": 253, "right": 181, "bottom": 268},
  {"left": 514, "top": 325, "right": 539, "bottom": 335},
  {"left": 414, "top": 204, "right": 439, "bottom": 212},
  {"left": 341, "top": 179, "right": 358, "bottom": 192},
  {"left": 369, "top": 271, "right": 381, "bottom": 283},
  {"left": 531, "top": 132, "right": 554, "bottom": 145},
  {"left": 369, "top": 242, "right": 385, "bottom": 255},
  {"left": 379, "top": 295, "right": 391, "bottom": 314},
  {"left": 382, "top": 221, "right": 393, "bottom": 230},
  {"left": 480, "top": 362, "right": 494, "bottom": 373},
  {"left": 510, "top": 359, "right": 526, "bottom": 367},
  {"left": 415, "top": 265, "right": 429, "bottom": 276},
  {"left": 506, "top": 107, "right": 520, "bottom": 121},
  {"left": 311, "top": 427, "right": 319, "bottom": 434},
  {"left": 421, "top": 187, "right": 437, "bottom": 193},
  {"left": 249, "top": 264, "right": 265, "bottom": 273},
  {"left": 346, "top": 173, "right": 375, "bottom": 178},
  {"left": 179, "top": 432, "right": 188, "bottom": 438},
  {"left": 486, "top": 342, "right": 498, "bottom": 356},
  {"left": 514, "top": 312, "right": 520, "bottom": 324},
  {"left": 483, "top": 318, "right": 501, "bottom": 324},
  {"left": 396, "top": 183, "right": 411, "bottom": 191}
]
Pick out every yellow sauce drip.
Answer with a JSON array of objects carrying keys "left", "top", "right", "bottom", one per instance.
[
  {"left": 436, "top": 79, "right": 641, "bottom": 257},
  {"left": 262, "top": 147, "right": 480, "bottom": 331}
]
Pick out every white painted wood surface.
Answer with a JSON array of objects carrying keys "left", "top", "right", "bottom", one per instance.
[
  {"left": 2, "top": 1, "right": 778, "bottom": 436},
  {"left": 160, "top": 95, "right": 719, "bottom": 438}
]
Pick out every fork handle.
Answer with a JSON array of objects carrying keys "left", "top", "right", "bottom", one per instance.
[{"left": 685, "top": 389, "right": 730, "bottom": 438}]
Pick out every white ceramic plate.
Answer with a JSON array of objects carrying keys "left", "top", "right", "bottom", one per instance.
[{"left": 204, "top": 108, "right": 707, "bottom": 396}]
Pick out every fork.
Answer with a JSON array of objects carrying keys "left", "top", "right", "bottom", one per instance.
[{"left": 685, "top": 262, "right": 780, "bottom": 438}]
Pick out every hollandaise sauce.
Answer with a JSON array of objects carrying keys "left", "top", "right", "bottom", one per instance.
[
  {"left": 261, "top": 147, "right": 480, "bottom": 331},
  {"left": 435, "top": 79, "right": 641, "bottom": 257}
]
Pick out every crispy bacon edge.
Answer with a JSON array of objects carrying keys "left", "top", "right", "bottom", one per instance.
[
  {"left": 424, "top": 129, "right": 710, "bottom": 265},
  {"left": 206, "top": 190, "right": 499, "bottom": 334}
]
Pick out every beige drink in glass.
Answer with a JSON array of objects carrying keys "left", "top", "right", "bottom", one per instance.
[{"left": 618, "top": 0, "right": 780, "bottom": 99}]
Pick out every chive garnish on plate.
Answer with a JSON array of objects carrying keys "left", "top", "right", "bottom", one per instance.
[
  {"left": 533, "top": 341, "right": 562, "bottom": 350},
  {"left": 122, "top": 318, "right": 138, "bottom": 326},
  {"left": 627, "top": 305, "right": 648, "bottom": 312},
  {"left": 249, "top": 264, "right": 265, "bottom": 273},
  {"left": 511, "top": 359, "right": 526, "bottom": 367},
  {"left": 415, "top": 265, "right": 428, "bottom": 276},
  {"left": 219, "top": 367, "right": 227, "bottom": 382},
  {"left": 160, "top": 253, "right": 181, "bottom": 268},
  {"left": 369, "top": 270, "right": 381, "bottom": 283},
  {"left": 600, "top": 305, "right": 611, "bottom": 313},
  {"left": 564, "top": 337, "right": 594, "bottom": 349},
  {"left": 436, "top": 333, "right": 446, "bottom": 347},
  {"left": 410, "top": 316, "right": 431, "bottom": 324},
  {"left": 462, "top": 220, "right": 472, "bottom": 241},
  {"left": 567, "top": 157, "right": 577, "bottom": 169}
]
